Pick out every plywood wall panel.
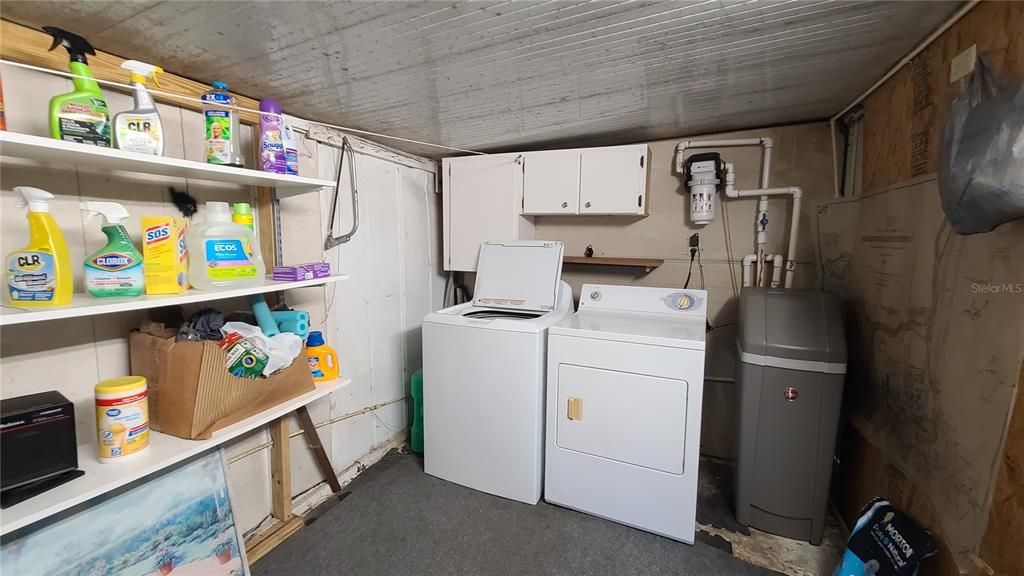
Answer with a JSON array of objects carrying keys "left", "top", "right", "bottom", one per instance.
[
  {"left": 979, "top": 363, "right": 1024, "bottom": 576},
  {"left": 847, "top": 3, "right": 1024, "bottom": 572}
]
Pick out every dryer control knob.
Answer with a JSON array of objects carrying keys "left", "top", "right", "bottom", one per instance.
[{"left": 590, "top": 290, "right": 601, "bottom": 301}]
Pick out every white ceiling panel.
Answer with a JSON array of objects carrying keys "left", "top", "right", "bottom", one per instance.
[{"left": 2, "top": 1, "right": 960, "bottom": 156}]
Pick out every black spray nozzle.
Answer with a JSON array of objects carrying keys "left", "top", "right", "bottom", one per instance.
[{"left": 42, "top": 26, "right": 96, "bottom": 64}]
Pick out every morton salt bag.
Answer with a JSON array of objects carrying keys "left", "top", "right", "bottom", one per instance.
[{"left": 834, "top": 499, "right": 937, "bottom": 576}]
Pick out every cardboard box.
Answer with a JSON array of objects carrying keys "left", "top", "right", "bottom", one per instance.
[
  {"left": 129, "top": 331, "right": 315, "bottom": 440},
  {"left": 141, "top": 216, "right": 189, "bottom": 295}
]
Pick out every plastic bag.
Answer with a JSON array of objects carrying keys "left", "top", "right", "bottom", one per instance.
[
  {"left": 833, "top": 499, "right": 936, "bottom": 576},
  {"left": 219, "top": 322, "right": 303, "bottom": 378},
  {"left": 938, "top": 54, "right": 1024, "bottom": 235}
]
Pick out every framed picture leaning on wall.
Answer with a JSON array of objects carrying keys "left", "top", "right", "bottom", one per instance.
[{"left": 1, "top": 449, "right": 249, "bottom": 576}]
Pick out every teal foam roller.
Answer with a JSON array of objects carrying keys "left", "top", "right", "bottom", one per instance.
[
  {"left": 277, "top": 319, "right": 309, "bottom": 339},
  {"left": 270, "top": 310, "right": 309, "bottom": 324},
  {"left": 248, "top": 294, "right": 280, "bottom": 337}
]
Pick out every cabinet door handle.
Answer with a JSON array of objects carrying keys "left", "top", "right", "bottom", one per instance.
[
  {"left": 584, "top": 201, "right": 592, "bottom": 208},
  {"left": 561, "top": 201, "right": 568, "bottom": 208}
]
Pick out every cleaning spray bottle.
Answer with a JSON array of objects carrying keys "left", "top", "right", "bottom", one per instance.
[
  {"left": 82, "top": 202, "right": 145, "bottom": 298},
  {"left": 114, "top": 60, "right": 164, "bottom": 155},
  {"left": 43, "top": 26, "right": 110, "bottom": 147},
  {"left": 6, "top": 187, "right": 72, "bottom": 306}
]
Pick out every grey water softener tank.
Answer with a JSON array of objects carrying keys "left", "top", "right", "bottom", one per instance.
[{"left": 734, "top": 288, "right": 846, "bottom": 545}]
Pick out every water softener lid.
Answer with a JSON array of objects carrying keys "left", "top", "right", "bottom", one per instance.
[{"left": 95, "top": 376, "right": 147, "bottom": 395}]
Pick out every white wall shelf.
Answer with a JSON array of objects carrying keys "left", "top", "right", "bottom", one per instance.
[
  {"left": 0, "top": 274, "right": 348, "bottom": 326},
  {"left": 0, "top": 131, "right": 336, "bottom": 196},
  {"left": 0, "top": 378, "right": 350, "bottom": 536}
]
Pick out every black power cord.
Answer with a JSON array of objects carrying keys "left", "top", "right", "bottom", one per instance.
[{"left": 683, "top": 233, "right": 699, "bottom": 289}]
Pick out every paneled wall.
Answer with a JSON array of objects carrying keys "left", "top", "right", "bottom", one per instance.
[{"left": 0, "top": 64, "right": 443, "bottom": 536}]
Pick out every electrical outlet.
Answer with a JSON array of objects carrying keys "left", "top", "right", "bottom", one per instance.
[{"left": 950, "top": 44, "right": 976, "bottom": 83}]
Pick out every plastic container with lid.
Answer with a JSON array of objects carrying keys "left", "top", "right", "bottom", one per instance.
[
  {"left": 186, "top": 201, "right": 266, "bottom": 290},
  {"left": 305, "top": 331, "right": 339, "bottom": 382},
  {"left": 258, "top": 98, "right": 286, "bottom": 174},
  {"left": 201, "top": 80, "right": 243, "bottom": 166},
  {"left": 95, "top": 376, "right": 150, "bottom": 462}
]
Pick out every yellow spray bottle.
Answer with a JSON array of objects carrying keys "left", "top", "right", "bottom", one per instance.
[{"left": 5, "top": 187, "right": 73, "bottom": 306}]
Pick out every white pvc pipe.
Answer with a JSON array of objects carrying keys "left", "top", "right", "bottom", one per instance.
[
  {"left": 727, "top": 186, "right": 802, "bottom": 288},
  {"left": 741, "top": 254, "right": 757, "bottom": 287},
  {"left": 785, "top": 192, "right": 801, "bottom": 288},
  {"left": 770, "top": 254, "right": 784, "bottom": 288},
  {"left": 674, "top": 137, "right": 771, "bottom": 174}
]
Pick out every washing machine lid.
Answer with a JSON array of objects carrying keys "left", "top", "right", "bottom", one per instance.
[{"left": 473, "top": 241, "right": 564, "bottom": 313}]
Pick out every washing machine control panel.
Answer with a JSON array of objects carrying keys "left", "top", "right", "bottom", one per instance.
[{"left": 579, "top": 284, "right": 707, "bottom": 319}]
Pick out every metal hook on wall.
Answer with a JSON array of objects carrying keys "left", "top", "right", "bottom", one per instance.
[{"left": 325, "top": 136, "right": 360, "bottom": 250}]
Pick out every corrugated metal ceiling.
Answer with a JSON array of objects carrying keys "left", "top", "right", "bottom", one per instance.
[{"left": 3, "top": 1, "right": 960, "bottom": 156}]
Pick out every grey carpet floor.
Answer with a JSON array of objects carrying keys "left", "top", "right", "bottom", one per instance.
[{"left": 253, "top": 453, "right": 778, "bottom": 576}]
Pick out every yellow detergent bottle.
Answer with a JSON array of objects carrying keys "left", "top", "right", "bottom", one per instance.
[
  {"left": 305, "top": 331, "right": 339, "bottom": 382},
  {"left": 5, "top": 187, "right": 72, "bottom": 306}
]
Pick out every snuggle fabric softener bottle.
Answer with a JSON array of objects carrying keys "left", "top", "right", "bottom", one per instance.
[
  {"left": 258, "top": 98, "right": 286, "bottom": 174},
  {"left": 186, "top": 202, "right": 265, "bottom": 290}
]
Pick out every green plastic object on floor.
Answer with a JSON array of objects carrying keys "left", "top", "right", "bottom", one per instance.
[{"left": 410, "top": 369, "right": 424, "bottom": 454}]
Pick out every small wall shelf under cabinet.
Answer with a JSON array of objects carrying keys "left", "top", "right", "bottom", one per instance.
[{"left": 563, "top": 256, "right": 664, "bottom": 273}]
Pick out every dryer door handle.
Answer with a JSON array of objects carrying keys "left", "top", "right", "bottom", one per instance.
[{"left": 567, "top": 396, "right": 583, "bottom": 421}]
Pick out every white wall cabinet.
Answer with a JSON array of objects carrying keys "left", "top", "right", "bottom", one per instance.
[
  {"left": 579, "top": 144, "right": 648, "bottom": 215},
  {"left": 522, "top": 144, "right": 648, "bottom": 216},
  {"left": 442, "top": 154, "right": 534, "bottom": 271},
  {"left": 522, "top": 150, "right": 581, "bottom": 215},
  {"left": 443, "top": 144, "right": 648, "bottom": 271}
]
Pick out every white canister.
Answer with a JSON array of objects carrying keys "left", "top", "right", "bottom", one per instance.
[{"left": 95, "top": 376, "right": 150, "bottom": 461}]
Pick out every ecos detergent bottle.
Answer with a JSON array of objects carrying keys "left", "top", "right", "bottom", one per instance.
[
  {"left": 6, "top": 187, "right": 72, "bottom": 306},
  {"left": 186, "top": 201, "right": 265, "bottom": 290}
]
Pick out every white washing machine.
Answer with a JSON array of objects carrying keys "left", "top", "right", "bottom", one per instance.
[
  {"left": 423, "top": 241, "right": 573, "bottom": 504},
  {"left": 545, "top": 284, "right": 707, "bottom": 543}
]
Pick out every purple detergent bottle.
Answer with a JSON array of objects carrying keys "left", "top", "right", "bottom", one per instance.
[{"left": 258, "top": 98, "right": 286, "bottom": 174}]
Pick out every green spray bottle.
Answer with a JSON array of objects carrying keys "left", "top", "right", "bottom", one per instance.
[
  {"left": 43, "top": 26, "right": 111, "bottom": 147},
  {"left": 82, "top": 202, "right": 145, "bottom": 298}
]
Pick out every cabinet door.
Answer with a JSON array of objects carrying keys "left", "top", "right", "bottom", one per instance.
[
  {"left": 522, "top": 150, "right": 580, "bottom": 215},
  {"left": 443, "top": 155, "right": 530, "bottom": 271},
  {"left": 579, "top": 145, "right": 648, "bottom": 215}
]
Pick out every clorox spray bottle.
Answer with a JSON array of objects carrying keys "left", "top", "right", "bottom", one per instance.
[
  {"left": 5, "top": 187, "right": 72, "bottom": 306},
  {"left": 82, "top": 202, "right": 144, "bottom": 298},
  {"left": 113, "top": 60, "right": 164, "bottom": 155}
]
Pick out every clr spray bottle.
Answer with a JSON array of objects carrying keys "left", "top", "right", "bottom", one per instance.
[{"left": 113, "top": 60, "right": 164, "bottom": 155}]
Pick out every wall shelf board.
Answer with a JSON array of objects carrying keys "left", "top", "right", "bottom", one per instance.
[
  {"left": 0, "top": 274, "right": 348, "bottom": 326},
  {"left": 0, "top": 131, "right": 335, "bottom": 195},
  {"left": 0, "top": 378, "right": 351, "bottom": 536}
]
